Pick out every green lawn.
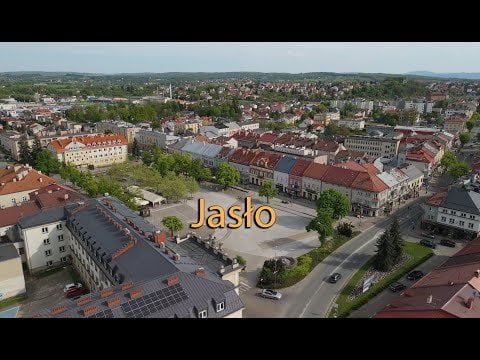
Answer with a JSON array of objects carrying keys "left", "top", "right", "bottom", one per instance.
[
  {"left": 0, "top": 294, "right": 27, "bottom": 310},
  {"left": 333, "top": 241, "right": 433, "bottom": 318}
]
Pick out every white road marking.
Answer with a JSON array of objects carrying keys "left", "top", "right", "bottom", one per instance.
[{"left": 298, "top": 229, "right": 384, "bottom": 318}]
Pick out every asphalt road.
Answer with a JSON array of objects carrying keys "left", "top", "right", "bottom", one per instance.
[{"left": 244, "top": 203, "right": 424, "bottom": 318}]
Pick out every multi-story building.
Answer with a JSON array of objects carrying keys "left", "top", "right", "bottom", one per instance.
[
  {"left": 135, "top": 129, "right": 179, "bottom": 149},
  {"left": 34, "top": 196, "right": 244, "bottom": 318},
  {"left": 273, "top": 155, "right": 297, "bottom": 192},
  {"left": 249, "top": 151, "right": 282, "bottom": 186},
  {"left": 239, "top": 121, "right": 259, "bottom": 131},
  {"left": 228, "top": 148, "right": 260, "bottom": 184},
  {"left": 180, "top": 140, "right": 224, "bottom": 168},
  {"left": 337, "top": 119, "right": 365, "bottom": 130},
  {"left": 48, "top": 134, "right": 128, "bottom": 168},
  {"left": 343, "top": 134, "right": 402, "bottom": 159},
  {"left": 0, "top": 165, "right": 56, "bottom": 208},
  {"left": 287, "top": 159, "right": 312, "bottom": 197},
  {"left": 311, "top": 140, "right": 345, "bottom": 163},
  {"left": 96, "top": 120, "right": 140, "bottom": 143},
  {"left": 444, "top": 116, "right": 466, "bottom": 135},
  {"left": 0, "top": 243, "right": 25, "bottom": 300},
  {"left": 313, "top": 112, "right": 340, "bottom": 125},
  {"left": 422, "top": 185, "right": 480, "bottom": 240}
]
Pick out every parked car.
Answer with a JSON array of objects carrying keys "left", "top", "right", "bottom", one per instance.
[
  {"left": 421, "top": 233, "right": 435, "bottom": 239},
  {"left": 63, "top": 283, "right": 82, "bottom": 293},
  {"left": 420, "top": 239, "right": 437, "bottom": 248},
  {"left": 260, "top": 289, "right": 282, "bottom": 300},
  {"left": 328, "top": 273, "right": 342, "bottom": 283},
  {"left": 407, "top": 270, "right": 424, "bottom": 280},
  {"left": 281, "top": 200, "right": 290, "bottom": 204},
  {"left": 66, "top": 286, "right": 87, "bottom": 298},
  {"left": 389, "top": 282, "right": 407, "bottom": 292},
  {"left": 440, "top": 239, "right": 456, "bottom": 248}
]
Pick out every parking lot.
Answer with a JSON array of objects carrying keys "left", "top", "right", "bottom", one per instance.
[{"left": 15, "top": 266, "right": 77, "bottom": 318}]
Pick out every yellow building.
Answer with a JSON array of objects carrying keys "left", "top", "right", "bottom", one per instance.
[{"left": 48, "top": 134, "right": 128, "bottom": 168}]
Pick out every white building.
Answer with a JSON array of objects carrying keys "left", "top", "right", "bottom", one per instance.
[
  {"left": 343, "top": 135, "right": 402, "bottom": 159},
  {"left": 0, "top": 243, "right": 25, "bottom": 300},
  {"left": 338, "top": 119, "right": 365, "bottom": 130}
]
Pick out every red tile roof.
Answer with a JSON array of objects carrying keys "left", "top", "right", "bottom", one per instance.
[
  {"left": 406, "top": 148, "right": 435, "bottom": 163},
  {"left": 0, "top": 202, "right": 41, "bottom": 227},
  {"left": 333, "top": 161, "right": 368, "bottom": 173},
  {"left": 351, "top": 172, "right": 389, "bottom": 192},
  {"left": 0, "top": 166, "right": 56, "bottom": 196},
  {"left": 29, "top": 184, "right": 84, "bottom": 209},
  {"left": 228, "top": 148, "right": 260, "bottom": 166},
  {"left": 258, "top": 132, "right": 280, "bottom": 144},
  {"left": 312, "top": 140, "right": 341, "bottom": 152},
  {"left": 250, "top": 151, "right": 282, "bottom": 170},
  {"left": 49, "top": 134, "right": 128, "bottom": 154},
  {"left": 321, "top": 166, "right": 359, "bottom": 187},
  {"left": 289, "top": 159, "right": 312, "bottom": 177},
  {"left": 425, "top": 190, "right": 448, "bottom": 206},
  {"left": 302, "top": 163, "right": 330, "bottom": 180}
]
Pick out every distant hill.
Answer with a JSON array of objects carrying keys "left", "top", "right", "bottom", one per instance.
[{"left": 407, "top": 71, "right": 480, "bottom": 80}]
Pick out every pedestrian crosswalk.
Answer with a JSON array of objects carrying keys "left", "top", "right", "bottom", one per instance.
[{"left": 239, "top": 281, "right": 252, "bottom": 293}]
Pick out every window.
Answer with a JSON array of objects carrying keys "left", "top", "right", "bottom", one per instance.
[
  {"left": 470, "top": 215, "right": 476, "bottom": 220},
  {"left": 460, "top": 221, "right": 465, "bottom": 226},
  {"left": 449, "top": 218, "right": 455, "bottom": 224},
  {"left": 46, "top": 260, "right": 53, "bottom": 267},
  {"left": 58, "top": 234, "right": 64, "bottom": 241},
  {"left": 216, "top": 302, "right": 225, "bottom": 312},
  {"left": 442, "top": 209, "right": 447, "bottom": 213},
  {"left": 451, "top": 210, "right": 456, "bottom": 215},
  {"left": 56, "top": 224, "right": 63, "bottom": 230},
  {"left": 22, "top": 196, "right": 27, "bottom": 202},
  {"left": 198, "top": 310, "right": 207, "bottom": 318},
  {"left": 469, "top": 223, "right": 475, "bottom": 229},
  {"left": 441, "top": 216, "right": 446, "bottom": 222},
  {"left": 59, "top": 246, "right": 65, "bottom": 253},
  {"left": 61, "top": 256, "right": 68, "bottom": 263},
  {"left": 42, "top": 227, "right": 48, "bottom": 233},
  {"left": 45, "top": 249, "right": 52, "bottom": 256},
  {"left": 43, "top": 238, "right": 50, "bottom": 245},
  {"left": 18, "top": 247, "right": 25, "bottom": 255},
  {"left": 461, "top": 213, "right": 466, "bottom": 217}
]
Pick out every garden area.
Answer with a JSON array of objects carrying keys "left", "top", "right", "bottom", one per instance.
[{"left": 332, "top": 241, "right": 433, "bottom": 318}]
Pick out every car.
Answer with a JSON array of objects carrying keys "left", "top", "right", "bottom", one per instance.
[
  {"left": 421, "top": 233, "right": 435, "bottom": 239},
  {"left": 420, "top": 239, "right": 437, "bottom": 248},
  {"left": 281, "top": 200, "right": 290, "bottom": 204},
  {"left": 407, "top": 270, "right": 424, "bottom": 280},
  {"left": 328, "top": 273, "right": 342, "bottom": 283},
  {"left": 440, "top": 239, "right": 456, "bottom": 248},
  {"left": 63, "top": 283, "right": 82, "bottom": 293},
  {"left": 389, "top": 282, "right": 407, "bottom": 292},
  {"left": 66, "top": 286, "right": 87, "bottom": 298},
  {"left": 260, "top": 289, "right": 282, "bottom": 300}
]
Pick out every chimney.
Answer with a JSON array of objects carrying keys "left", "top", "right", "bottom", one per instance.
[
  {"left": 77, "top": 297, "right": 92, "bottom": 306},
  {"left": 48, "top": 190, "right": 52, "bottom": 194},
  {"left": 121, "top": 281, "right": 133, "bottom": 291},
  {"left": 107, "top": 298, "right": 121, "bottom": 308},
  {"left": 194, "top": 267, "right": 206, "bottom": 277},
  {"left": 427, "top": 295, "right": 433, "bottom": 304},
  {"left": 83, "top": 306, "right": 99, "bottom": 317},
  {"left": 13, "top": 178, "right": 16, "bottom": 182},
  {"left": 466, "top": 297, "right": 475, "bottom": 309},
  {"left": 39, "top": 178, "right": 43, "bottom": 183},
  {"left": 64, "top": 193, "right": 69, "bottom": 201},
  {"left": 475, "top": 270, "right": 480, "bottom": 278},
  {"left": 153, "top": 230, "right": 166, "bottom": 245},
  {"left": 165, "top": 275, "right": 179, "bottom": 286},
  {"left": 129, "top": 289, "right": 142, "bottom": 299},
  {"left": 100, "top": 288, "right": 113, "bottom": 298},
  {"left": 51, "top": 305, "right": 67, "bottom": 315}
]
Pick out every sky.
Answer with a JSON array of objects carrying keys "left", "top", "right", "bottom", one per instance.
[{"left": 0, "top": 42, "right": 479, "bottom": 74}]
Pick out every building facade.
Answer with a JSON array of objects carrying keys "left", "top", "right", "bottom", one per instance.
[{"left": 343, "top": 135, "right": 401, "bottom": 159}]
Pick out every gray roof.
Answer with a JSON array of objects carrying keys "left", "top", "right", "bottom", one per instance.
[
  {"left": 36, "top": 272, "right": 244, "bottom": 318},
  {"left": 440, "top": 186, "right": 480, "bottom": 216},
  {"left": 18, "top": 207, "right": 66, "bottom": 229},
  {"left": 181, "top": 141, "right": 223, "bottom": 158},
  {"left": 0, "top": 243, "right": 19, "bottom": 262},
  {"left": 274, "top": 155, "right": 297, "bottom": 174},
  {"left": 399, "top": 164, "right": 424, "bottom": 181}
]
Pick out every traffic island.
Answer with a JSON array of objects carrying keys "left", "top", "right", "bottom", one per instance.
[{"left": 331, "top": 241, "right": 433, "bottom": 318}]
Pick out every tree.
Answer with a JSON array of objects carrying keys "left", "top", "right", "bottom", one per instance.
[
  {"left": 316, "top": 188, "right": 351, "bottom": 219},
  {"left": 449, "top": 161, "right": 469, "bottom": 179},
  {"left": 35, "top": 149, "right": 60, "bottom": 175},
  {"left": 258, "top": 179, "right": 278, "bottom": 204},
  {"left": 306, "top": 208, "right": 334, "bottom": 242},
  {"left": 31, "top": 136, "right": 43, "bottom": 166},
  {"left": 389, "top": 217, "right": 404, "bottom": 264},
  {"left": 459, "top": 132, "right": 471, "bottom": 147},
  {"left": 373, "top": 230, "right": 395, "bottom": 272},
  {"left": 336, "top": 222, "right": 353, "bottom": 237},
  {"left": 466, "top": 120, "right": 475, "bottom": 132},
  {"left": 402, "top": 108, "right": 418, "bottom": 125},
  {"left": 18, "top": 135, "right": 32, "bottom": 165},
  {"left": 184, "top": 176, "right": 200, "bottom": 197},
  {"left": 162, "top": 216, "right": 183, "bottom": 237},
  {"left": 215, "top": 162, "right": 240, "bottom": 189},
  {"left": 235, "top": 255, "right": 247, "bottom": 267},
  {"left": 131, "top": 138, "right": 141, "bottom": 158},
  {"left": 440, "top": 151, "right": 456, "bottom": 169}
]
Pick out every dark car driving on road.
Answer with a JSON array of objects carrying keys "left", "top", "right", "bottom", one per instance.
[
  {"left": 328, "top": 273, "right": 342, "bottom": 283},
  {"left": 440, "top": 239, "right": 456, "bottom": 247},
  {"left": 389, "top": 282, "right": 407, "bottom": 292},
  {"left": 407, "top": 270, "right": 424, "bottom": 280},
  {"left": 420, "top": 239, "right": 437, "bottom": 248}
]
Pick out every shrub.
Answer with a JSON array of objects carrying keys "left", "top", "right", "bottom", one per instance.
[
  {"left": 235, "top": 255, "right": 247, "bottom": 266},
  {"left": 337, "top": 222, "right": 353, "bottom": 237},
  {"left": 87, "top": 164, "right": 94, "bottom": 170}
]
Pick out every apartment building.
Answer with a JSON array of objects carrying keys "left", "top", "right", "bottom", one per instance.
[
  {"left": 227, "top": 148, "right": 260, "bottom": 184},
  {"left": 337, "top": 119, "right": 365, "bottom": 130},
  {"left": 444, "top": 116, "right": 466, "bottom": 135},
  {"left": 249, "top": 151, "right": 282, "bottom": 186},
  {"left": 0, "top": 165, "right": 56, "bottom": 208},
  {"left": 48, "top": 134, "right": 128, "bottom": 168},
  {"left": 273, "top": 155, "right": 297, "bottom": 192},
  {"left": 422, "top": 185, "right": 480, "bottom": 240},
  {"left": 96, "top": 120, "right": 140, "bottom": 143},
  {"left": 343, "top": 134, "right": 402, "bottom": 159},
  {"left": 135, "top": 129, "right": 179, "bottom": 149}
]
